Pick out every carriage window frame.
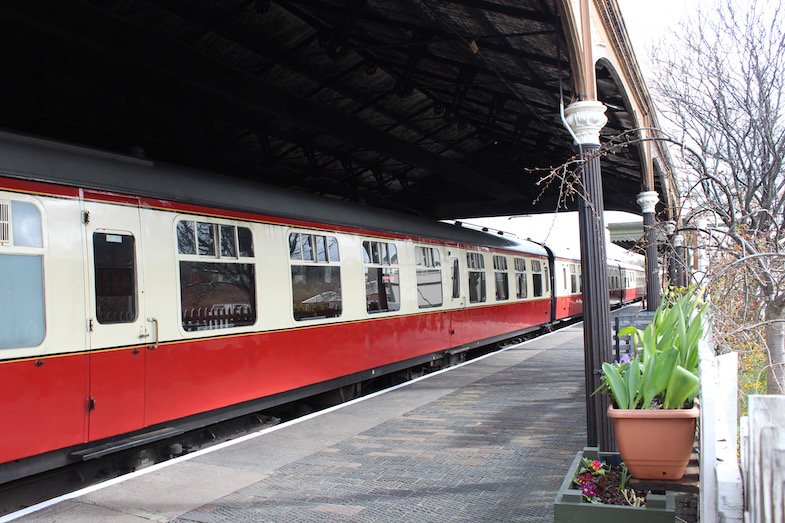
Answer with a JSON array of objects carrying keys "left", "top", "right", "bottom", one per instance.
[
  {"left": 467, "top": 251, "right": 486, "bottom": 303},
  {"left": 0, "top": 199, "right": 46, "bottom": 349},
  {"left": 451, "top": 257, "right": 461, "bottom": 299},
  {"left": 493, "top": 255, "right": 509, "bottom": 301},
  {"left": 569, "top": 264, "right": 578, "bottom": 294},
  {"left": 544, "top": 264, "right": 550, "bottom": 294},
  {"left": 93, "top": 232, "right": 138, "bottom": 325},
  {"left": 531, "top": 259, "right": 544, "bottom": 298},
  {"left": 363, "top": 240, "right": 400, "bottom": 314},
  {"left": 514, "top": 257, "right": 528, "bottom": 299},
  {"left": 416, "top": 245, "right": 443, "bottom": 309},
  {"left": 289, "top": 231, "right": 342, "bottom": 321},
  {"left": 176, "top": 218, "right": 257, "bottom": 332}
]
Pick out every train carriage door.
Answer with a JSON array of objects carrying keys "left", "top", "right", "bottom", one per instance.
[
  {"left": 448, "top": 253, "right": 464, "bottom": 342},
  {"left": 82, "top": 191, "right": 147, "bottom": 441}
]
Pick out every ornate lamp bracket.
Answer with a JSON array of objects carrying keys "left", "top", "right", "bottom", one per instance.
[
  {"left": 564, "top": 101, "right": 608, "bottom": 146},
  {"left": 636, "top": 191, "right": 659, "bottom": 214}
]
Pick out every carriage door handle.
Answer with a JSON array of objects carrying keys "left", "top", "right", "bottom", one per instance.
[{"left": 147, "top": 317, "right": 159, "bottom": 350}]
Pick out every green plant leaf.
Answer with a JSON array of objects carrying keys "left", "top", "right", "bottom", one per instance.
[
  {"left": 602, "top": 362, "right": 629, "bottom": 409},
  {"left": 640, "top": 348, "right": 659, "bottom": 408},
  {"left": 618, "top": 326, "right": 641, "bottom": 338},
  {"left": 626, "top": 358, "right": 641, "bottom": 409},
  {"left": 652, "top": 347, "right": 679, "bottom": 394},
  {"left": 642, "top": 323, "right": 656, "bottom": 363},
  {"left": 663, "top": 365, "right": 700, "bottom": 409},
  {"left": 676, "top": 305, "right": 688, "bottom": 365}
]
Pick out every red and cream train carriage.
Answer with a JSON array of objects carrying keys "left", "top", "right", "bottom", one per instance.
[{"left": 0, "top": 132, "right": 643, "bottom": 482}]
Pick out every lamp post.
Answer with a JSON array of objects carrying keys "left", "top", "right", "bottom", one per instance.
[
  {"left": 663, "top": 220, "right": 677, "bottom": 286},
  {"left": 564, "top": 100, "right": 614, "bottom": 452},
  {"left": 673, "top": 233, "right": 686, "bottom": 287},
  {"left": 637, "top": 191, "right": 660, "bottom": 311}
]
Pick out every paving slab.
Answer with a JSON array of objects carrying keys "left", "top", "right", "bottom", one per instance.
[{"left": 13, "top": 324, "right": 589, "bottom": 523}]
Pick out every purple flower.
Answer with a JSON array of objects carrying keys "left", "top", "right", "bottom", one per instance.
[
  {"left": 581, "top": 483, "right": 600, "bottom": 497},
  {"left": 618, "top": 353, "right": 631, "bottom": 364}
]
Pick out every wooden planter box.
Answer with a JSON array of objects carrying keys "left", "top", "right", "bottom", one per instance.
[{"left": 554, "top": 447, "right": 676, "bottom": 523}]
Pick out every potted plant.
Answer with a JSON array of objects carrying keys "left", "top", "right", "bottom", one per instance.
[
  {"left": 554, "top": 447, "right": 676, "bottom": 522},
  {"left": 601, "top": 288, "right": 708, "bottom": 480}
]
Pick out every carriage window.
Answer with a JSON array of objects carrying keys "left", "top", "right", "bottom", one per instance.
[
  {"left": 416, "top": 246, "right": 442, "bottom": 308},
  {"left": 177, "top": 219, "right": 256, "bottom": 331},
  {"left": 11, "top": 201, "right": 43, "bottom": 247},
  {"left": 514, "top": 257, "right": 528, "bottom": 299},
  {"left": 177, "top": 221, "right": 196, "bottom": 254},
  {"left": 180, "top": 262, "right": 256, "bottom": 331},
  {"left": 197, "top": 222, "right": 216, "bottom": 256},
  {"left": 94, "top": 233, "right": 137, "bottom": 324},
  {"left": 238, "top": 227, "right": 254, "bottom": 257},
  {"left": 0, "top": 200, "right": 45, "bottom": 348},
  {"left": 531, "top": 259, "right": 544, "bottom": 297},
  {"left": 364, "top": 240, "right": 400, "bottom": 313},
  {"left": 493, "top": 255, "right": 509, "bottom": 301},
  {"left": 451, "top": 258, "right": 461, "bottom": 299},
  {"left": 178, "top": 220, "right": 254, "bottom": 260},
  {"left": 467, "top": 252, "right": 486, "bottom": 303},
  {"left": 290, "top": 232, "right": 342, "bottom": 320},
  {"left": 570, "top": 264, "right": 578, "bottom": 294},
  {"left": 544, "top": 264, "right": 550, "bottom": 294}
]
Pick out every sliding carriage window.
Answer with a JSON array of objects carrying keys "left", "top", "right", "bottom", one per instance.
[
  {"left": 493, "top": 255, "right": 509, "bottom": 301},
  {"left": 467, "top": 252, "right": 486, "bottom": 303},
  {"left": 451, "top": 258, "right": 461, "bottom": 299},
  {"left": 531, "top": 259, "right": 544, "bottom": 298},
  {"left": 569, "top": 264, "right": 578, "bottom": 294},
  {"left": 94, "top": 232, "right": 137, "bottom": 324},
  {"left": 544, "top": 264, "right": 550, "bottom": 294},
  {"left": 0, "top": 200, "right": 46, "bottom": 349},
  {"left": 363, "top": 240, "right": 400, "bottom": 313},
  {"left": 514, "top": 257, "right": 528, "bottom": 299},
  {"left": 177, "top": 220, "right": 256, "bottom": 332},
  {"left": 416, "top": 246, "right": 442, "bottom": 308},
  {"left": 290, "top": 232, "right": 341, "bottom": 321}
]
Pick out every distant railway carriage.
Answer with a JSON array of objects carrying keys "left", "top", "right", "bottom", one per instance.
[{"left": 0, "top": 132, "right": 644, "bottom": 483}]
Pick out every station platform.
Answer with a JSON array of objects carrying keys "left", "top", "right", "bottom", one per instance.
[{"left": 10, "top": 324, "right": 589, "bottom": 522}]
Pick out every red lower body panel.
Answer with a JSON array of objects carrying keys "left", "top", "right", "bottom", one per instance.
[
  {"left": 145, "top": 312, "right": 451, "bottom": 425},
  {"left": 0, "top": 355, "right": 87, "bottom": 463},
  {"left": 1, "top": 300, "right": 552, "bottom": 465},
  {"left": 554, "top": 295, "right": 583, "bottom": 320},
  {"left": 450, "top": 299, "right": 549, "bottom": 346}
]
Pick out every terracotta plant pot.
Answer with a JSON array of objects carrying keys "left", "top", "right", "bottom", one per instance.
[{"left": 607, "top": 405, "right": 698, "bottom": 480}]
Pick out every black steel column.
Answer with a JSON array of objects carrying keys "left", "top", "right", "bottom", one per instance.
[
  {"left": 637, "top": 192, "right": 660, "bottom": 311},
  {"left": 674, "top": 233, "right": 686, "bottom": 287},
  {"left": 565, "top": 101, "right": 614, "bottom": 452},
  {"left": 664, "top": 221, "right": 677, "bottom": 286}
]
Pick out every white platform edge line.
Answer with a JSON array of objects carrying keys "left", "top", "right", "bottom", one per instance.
[{"left": 0, "top": 320, "right": 586, "bottom": 523}]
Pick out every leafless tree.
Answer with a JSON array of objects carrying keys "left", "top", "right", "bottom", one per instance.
[{"left": 651, "top": 0, "right": 785, "bottom": 393}]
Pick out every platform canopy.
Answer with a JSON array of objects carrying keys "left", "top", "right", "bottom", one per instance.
[{"left": 0, "top": 0, "right": 676, "bottom": 220}]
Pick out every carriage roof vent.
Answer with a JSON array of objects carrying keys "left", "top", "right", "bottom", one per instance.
[{"left": 0, "top": 201, "right": 10, "bottom": 245}]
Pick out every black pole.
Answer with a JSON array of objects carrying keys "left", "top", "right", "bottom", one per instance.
[
  {"left": 664, "top": 221, "right": 677, "bottom": 286},
  {"left": 565, "top": 101, "right": 614, "bottom": 452},
  {"left": 674, "top": 234, "right": 686, "bottom": 287},
  {"left": 638, "top": 192, "right": 660, "bottom": 311}
]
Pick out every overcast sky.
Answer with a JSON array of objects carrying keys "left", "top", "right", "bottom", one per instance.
[{"left": 616, "top": 0, "right": 696, "bottom": 80}]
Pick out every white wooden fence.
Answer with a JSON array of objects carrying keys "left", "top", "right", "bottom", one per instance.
[
  {"left": 699, "top": 339, "right": 785, "bottom": 522},
  {"left": 741, "top": 395, "right": 785, "bottom": 523}
]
